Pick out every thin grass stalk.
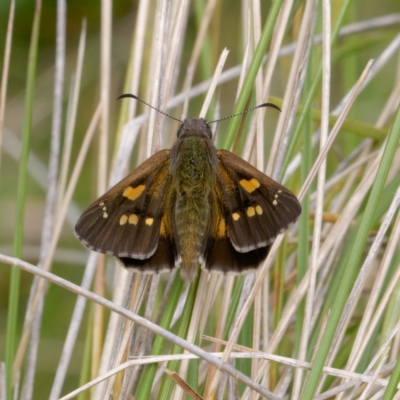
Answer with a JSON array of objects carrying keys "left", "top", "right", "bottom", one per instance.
[
  {"left": 389, "top": 273, "right": 400, "bottom": 363},
  {"left": 339, "top": 88, "right": 400, "bottom": 374},
  {"left": 180, "top": 0, "right": 217, "bottom": 120},
  {"left": 383, "top": 348, "right": 400, "bottom": 399},
  {"left": 0, "top": 0, "right": 15, "bottom": 169},
  {"left": 301, "top": 99, "right": 400, "bottom": 399},
  {"left": 284, "top": 32, "right": 400, "bottom": 180},
  {"left": 325, "top": 187, "right": 400, "bottom": 396},
  {"left": 5, "top": 2, "right": 41, "bottom": 398},
  {"left": 93, "top": 124, "right": 142, "bottom": 400},
  {"left": 127, "top": 0, "right": 149, "bottom": 120},
  {"left": 204, "top": 276, "right": 235, "bottom": 394},
  {"left": 280, "top": 0, "right": 355, "bottom": 178},
  {"left": 54, "top": 347, "right": 400, "bottom": 400},
  {"left": 251, "top": 0, "right": 263, "bottom": 172},
  {"left": 92, "top": 1, "right": 111, "bottom": 381},
  {"left": 255, "top": 0, "right": 293, "bottom": 171},
  {"left": 0, "top": 363, "right": 5, "bottom": 400},
  {"left": 147, "top": 0, "right": 169, "bottom": 156},
  {"left": 358, "top": 349, "right": 389, "bottom": 400},
  {"left": 77, "top": 307, "right": 93, "bottom": 400},
  {"left": 113, "top": 0, "right": 149, "bottom": 150},
  {"left": 243, "top": 13, "right": 267, "bottom": 383},
  {"left": 1, "top": 253, "right": 282, "bottom": 400},
  {"left": 241, "top": 60, "right": 373, "bottom": 387},
  {"left": 99, "top": 0, "right": 111, "bottom": 195},
  {"left": 159, "top": 0, "right": 188, "bottom": 111},
  {"left": 21, "top": 3, "right": 66, "bottom": 398},
  {"left": 304, "top": 154, "right": 386, "bottom": 369},
  {"left": 294, "top": 1, "right": 331, "bottom": 396},
  {"left": 157, "top": 274, "right": 201, "bottom": 400},
  {"left": 13, "top": 103, "right": 101, "bottom": 386},
  {"left": 345, "top": 210, "right": 400, "bottom": 372},
  {"left": 223, "top": 0, "right": 283, "bottom": 150},
  {"left": 118, "top": 275, "right": 150, "bottom": 397},
  {"left": 192, "top": 0, "right": 213, "bottom": 78},
  {"left": 347, "top": 318, "right": 400, "bottom": 398},
  {"left": 381, "top": 272, "right": 400, "bottom": 353},
  {"left": 293, "top": 58, "right": 312, "bottom": 362},
  {"left": 134, "top": 274, "right": 185, "bottom": 399},
  {"left": 199, "top": 48, "right": 229, "bottom": 119},
  {"left": 266, "top": 0, "right": 317, "bottom": 180},
  {"left": 199, "top": 274, "right": 223, "bottom": 337},
  {"left": 56, "top": 20, "right": 86, "bottom": 211},
  {"left": 91, "top": 256, "right": 105, "bottom": 381},
  {"left": 174, "top": 272, "right": 210, "bottom": 398},
  {"left": 100, "top": 273, "right": 147, "bottom": 399},
  {"left": 93, "top": 44, "right": 151, "bottom": 395}
]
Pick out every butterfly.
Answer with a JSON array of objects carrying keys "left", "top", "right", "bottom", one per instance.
[{"left": 75, "top": 95, "right": 301, "bottom": 281}]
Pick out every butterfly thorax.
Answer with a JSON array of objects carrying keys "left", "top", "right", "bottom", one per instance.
[{"left": 169, "top": 123, "right": 218, "bottom": 280}]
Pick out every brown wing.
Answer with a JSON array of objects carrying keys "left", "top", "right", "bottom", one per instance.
[
  {"left": 216, "top": 149, "right": 301, "bottom": 252},
  {"left": 205, "top": 216, "right": 271, "bottom": 273},
  {"left": 75, "top": 150, "right": 174, "bottom": 268},
  {"left": 204, "top": 150, "right": 301, "bottom": 273}
]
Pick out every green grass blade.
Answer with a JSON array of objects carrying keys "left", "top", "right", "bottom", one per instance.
[
  {"left": 280, "top": 0, "right": 355, "bottom": 180},
  {"left": 5, "top": 3, "right": 41, "bottom": 398},
  {"left": 301, "top": 102, "right": 400, "bottom": 399},
  {"left": 382, "top": 351, "right": 400, "bottom": 400},
  {"left": 134, "top": 274, "right": 185, "bottom": 399},
  {"left": 270, "top": 96, "right": 387, "bottom": 141},
  {"left": 157, "top": 274, "right": 200, "bottom": 400},
  {"left": 294, "top": 69, "right": 312, "bottom": 361},
  {"left": 223, "top": 0, "right": 283, "bottom": 150}
]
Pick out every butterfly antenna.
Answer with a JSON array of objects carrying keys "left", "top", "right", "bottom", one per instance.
[
  {"left": 117, "top": 93, "right": 183, "bottom": 123},
  {"left": 207, "top": 102, "right": 281, "bottom": 124}
]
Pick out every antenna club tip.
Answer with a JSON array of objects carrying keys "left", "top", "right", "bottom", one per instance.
[
  {"left": 259, "top": 103, "right": 281, "bottom": 112},
  {"left": 117, "top": 93, "right": 139, "bottom": 101}
]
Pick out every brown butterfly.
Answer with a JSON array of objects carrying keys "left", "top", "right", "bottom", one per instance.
[{"left": 75, "top": 95, "right": 301, "bottom": 281}]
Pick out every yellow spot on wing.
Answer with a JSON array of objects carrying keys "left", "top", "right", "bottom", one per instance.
[
  {"left": 129, "top": 214, "right": 138, "bottom": 225},
  {"left": 232, "top": 212, "right": 240, "bottom": 221},
  {"left": 145, "top": 217, "right": 154, "bottom": 226},
  {"left": 273, "top": 200, "right": 278, "bottom": 206},
  {"left": 239, "top": 178, "right": 260, "bottom": 193},
  {"left": 123, "top": 185, "right": 146, "bottom": 201},
  {"left": 119, "top": 215, "right": 128, "bottom": 225},
  {"left": 103, "top": 212, "right": 108, "bottom": 218},
  {"left": 256, "top": 205, "right": 263, "bottom": 215},
  {"left": 247, "top": 206, "right": 255, "bottom": 217}
]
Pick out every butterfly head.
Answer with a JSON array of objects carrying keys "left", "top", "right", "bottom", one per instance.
[{"left": 177, "top": 118, "right": 212, "bottom": 139}]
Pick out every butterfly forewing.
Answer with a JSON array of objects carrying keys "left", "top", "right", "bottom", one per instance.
[
  {"left": 216, "top": 150, "right": 301, "bottom": 253},
  {"left": 74, "top": 150, "right": 171, "bottom": 260}
]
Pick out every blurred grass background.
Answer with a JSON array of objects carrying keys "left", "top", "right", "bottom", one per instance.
[{"left": 0, "top": 0, "right": 400, "bottom": 399}]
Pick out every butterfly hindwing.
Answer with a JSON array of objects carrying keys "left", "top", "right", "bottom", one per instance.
[
  {"left": 117, "top": 216, "right": 176, "bottom": 274},
  {"left": 216, "top": 149, "right": 301, "bottom": 253},
  {"left": 74, "top": 150, "right": 173, "bottom": 263},
  {"left": 205, "top": 214, "right": 271, "bottom": 273}
]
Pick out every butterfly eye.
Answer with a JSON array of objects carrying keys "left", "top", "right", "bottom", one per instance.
[
  {"left": 177, "top": 124, "right": 184, "bottom": 137},
  {"left": 205, "top": 124, "right": 212, "bottom": 139}
]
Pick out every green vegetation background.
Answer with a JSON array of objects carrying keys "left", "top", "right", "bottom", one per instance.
[{"left": 0, "top": 0, "right": 399, "bottom": 398}]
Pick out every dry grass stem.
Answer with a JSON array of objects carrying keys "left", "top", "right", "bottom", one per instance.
[{"left": 3, "top": 3, "right": 400, "bottom": 399}]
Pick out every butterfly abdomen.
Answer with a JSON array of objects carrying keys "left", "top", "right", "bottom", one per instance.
[{"left": 171, "top": 136, "right": 217, "bottom": 280}]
